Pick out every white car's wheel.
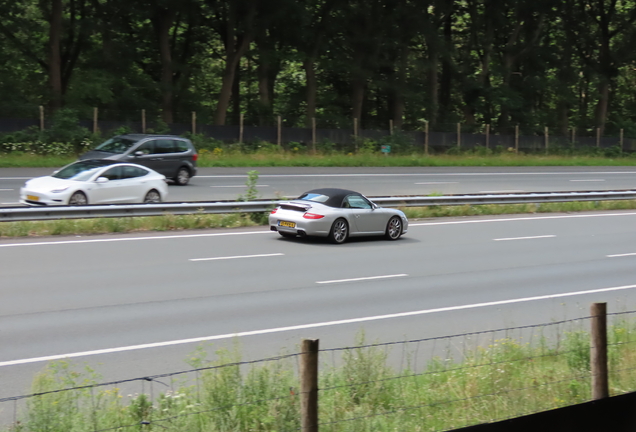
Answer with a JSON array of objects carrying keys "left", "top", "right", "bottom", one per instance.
[
  {"left": 68, "top": 191, "right": 88, "bottom": 206},
  {"left": 385, "top": 216, "right": 402, "bottom": 240},
  {"left": 144, "top": 189, "right": 162, "bottom": 203},
  {"left": 329, "top": 218, "right": 349, "bottom": 244}
]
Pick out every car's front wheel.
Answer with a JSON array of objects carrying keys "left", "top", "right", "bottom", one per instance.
[
  {"left": 329, "top": 218, "right": 349, "bottom": 244},
  {"left": 144, "top": 189, "right": 162, "bottom": 203},
  {"left": 68, "top": 191, "right": 88, "bottom": 206},
  {"left": 385, "top": 216, "right": 403, "bottom": 240},
  {"left": 174, "top": 167, "right": 191, "bottom": 186}
]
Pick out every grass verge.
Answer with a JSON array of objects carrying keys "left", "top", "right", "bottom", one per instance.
[
  {"left": 1, "top": 200, "right": 636, "bottom": 238},
  {"left": 3, "top": 152, "right": 636, "bottom": 168},
  {"left": 12, "top": 321, "right": 636, "bottom": 432}
]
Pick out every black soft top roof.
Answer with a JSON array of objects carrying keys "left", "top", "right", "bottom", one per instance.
[{"left": 296, "top": 188, "right": 362, "bottom": 208}]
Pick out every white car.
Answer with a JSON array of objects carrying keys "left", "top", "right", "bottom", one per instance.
[
  {"left": 20, "top": 160, "right": 169, "bottom": 206},
  {"left": 269, "top": 188, "right": 408, "bottom": 244}
]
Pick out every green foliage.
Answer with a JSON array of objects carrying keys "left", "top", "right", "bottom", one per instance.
[{"left": 41, "top": 109, "right": 93, "bottom": 155}]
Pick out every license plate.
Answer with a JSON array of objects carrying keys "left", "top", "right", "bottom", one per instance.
[
  {"left": 279, "top": 220, "right": 296, "bottom": 228},
  {"left": 26, "top": 195, "right": 39, "bottom": 201}
]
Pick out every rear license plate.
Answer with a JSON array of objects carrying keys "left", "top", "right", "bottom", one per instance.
[
  {"left": 279, "top": 220, "right": 296, "bottom": 228},
  {"left": 26, "top": 195, "right": 39, "bottom": 201}
]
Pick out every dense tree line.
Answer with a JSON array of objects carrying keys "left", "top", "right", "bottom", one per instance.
[{"left": 1, "top": 0, "right": 635, "bottom": 136}]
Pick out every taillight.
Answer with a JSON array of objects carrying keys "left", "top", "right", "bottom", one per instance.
[
  {"left": 270, "top": 208, "right": 278, "bottom": 214},
  {"left": 192, "top": 154, "right": 198, "bottom": 161},
  {"left": 303, "top": 212, "right": 324, "bottom": 219}
]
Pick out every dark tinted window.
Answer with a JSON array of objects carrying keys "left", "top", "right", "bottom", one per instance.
[
  {"left": 175, "top": 140, "right": 189, "bottom": 152},
  {"left": 135, "top": 141, "right": 154, "bottom": 155},
  {"left": 122, "top": 166, "right": 149, "bottom": 179},
  {"left": 155, "top": 139, "right": 175, "bottom": 154},
  {"left": 101, "top": 166, "right": 123, "bottom": 180}
]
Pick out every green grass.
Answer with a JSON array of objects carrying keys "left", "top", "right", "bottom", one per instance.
[
  {"left": 3, "top": 151, "right": 636, "bottom": 168},
  {"left": 12, "top": 321, "right": 636, "bottom": 432},
  {"left": 2, "top": 200, "right": 635, "bottom": 239}
]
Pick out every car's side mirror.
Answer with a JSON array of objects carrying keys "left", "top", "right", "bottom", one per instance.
[
  {"left": 134, "top": 150, "right": 144, "bottom": 157},
  {"left": 96, "top": 177, "right": 109, "bottom": 183}
]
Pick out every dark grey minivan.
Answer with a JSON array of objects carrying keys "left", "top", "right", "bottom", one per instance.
[{"left": 79, "top": 134, "right": 198, "bottom": 185}]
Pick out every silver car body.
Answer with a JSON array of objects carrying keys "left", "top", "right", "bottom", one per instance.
[{"left": 269, "top": 188, "right": 408, "bottom": 242}]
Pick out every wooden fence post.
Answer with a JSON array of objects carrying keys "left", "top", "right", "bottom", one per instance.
[
  {"left": 485, "top": 124, "right": 490, "bottom": 150},
  {"left": 300, "top": 339, "right": 319, "bottom": 432},
  {"left": 544, "top": 126, "right": 549, "bottom": 154},
  {"left": 353, "top": 117, "right": 358, "bottom": 152},
  {"left": 515, "top": 125, "right": 519, "bottom": 154},
  {"left": 571, "top": 127, "right": 576, "bottom": 145},
  {"left": 39, "top": 106, "right": 44, "bottom": 131},
  {"left": 93, "top": 107, "right": 98, "bottom": 134},
  {"left": 457, "top": 122, "right": 461, "bottom": 149},
  {"left": 620, "top": 128, "right": 624, "bottom": 152},
  {"left": 277, "top": 115, "right": 282, "bottom": 147},
  {"left": 596, "top": 127, "right": 601, "bottom": 148},
  {"left": 424, "top": 121, "right": 429, "bottom": 155},
  {"left": 590, "top": 302, "right": 609, "bottom": 400},
  {"left": 141, "top": 109, "right": 146, "bottom": 133},
  {"left": 191, "top": 111, "right": 196, "bottom": 135},
  {"left": 389, "top": 119, "right": 393, "bottom": 135},
  {"left": 239, "top": 113, "right": 244, "bottom": 144},
  {"left": 312, "top": 117, "right": 316, "bottom": 154}
]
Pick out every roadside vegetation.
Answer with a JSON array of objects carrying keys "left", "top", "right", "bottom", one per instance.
[
  {"left": 12, "top": 322, "right": 636, "bottom": 432},
  {"left": 2, "top": 199, "right": 636, "bottom": 239}
]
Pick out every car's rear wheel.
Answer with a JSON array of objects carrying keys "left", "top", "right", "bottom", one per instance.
[
  {"left": 279, "top": 232, "right": 296, "bottom": 238},
  {"left": 174, "top": 167, "right": 191, "bottom": 186},
  {"left": 68, "top": 191, "right": 88, "bottom": 206},
  {"left": 385, "top": 216, "right": 403, "bottom": 240},
  {"left": 144, "top": 189, "right": 162, "bottom": 203},
  {"left": 329, "top": 218, "right": 349, "bottom": 244}
]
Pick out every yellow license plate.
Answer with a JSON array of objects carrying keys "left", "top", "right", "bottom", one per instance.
[
  {"left": 279, "top": 221, "right": 296, "bottom": 228},
  {"left": 26, "top": 195, "right": 39, "bottom": 201}
]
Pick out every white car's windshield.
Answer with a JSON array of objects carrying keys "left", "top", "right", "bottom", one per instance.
[
  {"left": 52, "top": 161, "right": 113, "bottom": 181},
  {"left": 94, "top": 137, "right": 138, "bottom": 154}
]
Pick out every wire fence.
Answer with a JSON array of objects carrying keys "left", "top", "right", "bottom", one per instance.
[
  {"left": 2, "top": 305, "right": 636, "bottom": 431},
  {"left": 1, "top": 105, "right": 635, "bottom": 155}
]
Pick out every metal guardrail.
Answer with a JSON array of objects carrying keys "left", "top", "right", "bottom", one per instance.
[{"left": 1, "top": 190, "right": 636, "bottom": 222}]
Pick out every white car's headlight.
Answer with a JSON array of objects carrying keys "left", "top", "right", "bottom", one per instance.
[{"left": 51, "top": 187, "right": 69, "bottom": 193}]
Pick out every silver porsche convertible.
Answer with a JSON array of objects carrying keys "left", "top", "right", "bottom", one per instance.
[{"left": 269, "top": 188, "right": 408, "bottom": 244}]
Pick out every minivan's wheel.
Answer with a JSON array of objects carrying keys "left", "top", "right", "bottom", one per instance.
[
  {"left": 144, "top": 189, "right": 161, "bottom": 203},
  {"left": 68, "top": 191, "right": 88, "bottom": 206},
  {"left": 329, "top": 218, "right": 349, "bottom": 244},
  {"left": 174, "top": 167, "right": 190, "bottom": 186},
  {"left": 385, "top": 216, "right": 403, "bottom": 240}
]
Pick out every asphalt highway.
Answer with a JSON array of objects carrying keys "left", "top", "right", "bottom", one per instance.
[
  {"left": 2, "top": 166, "right": 636, "bottom": 205},
  {"left": 2, "top": 209, "right": 636, "bottom": 403}
]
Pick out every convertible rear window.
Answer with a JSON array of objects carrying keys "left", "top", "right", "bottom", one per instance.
[{"left": 298, "top": 193, "right": 330, "bottom": 203}]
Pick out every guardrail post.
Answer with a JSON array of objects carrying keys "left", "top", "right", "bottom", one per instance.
[
  {"left": 590, "top": 302, "right": 609, "bottom": 400},
  {"left": 300, "top": 339, "right": 319, "bottom": 432}
]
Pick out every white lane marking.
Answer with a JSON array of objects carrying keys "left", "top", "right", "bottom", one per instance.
[
  {"left": 209, "top": 185, "right": 269, "bottom": 188},
  {"left": 317, "top": 274, "right": 408, "bottom": 284},
  {"left": 0, "top": 189, "right": 14, "bottom": 191},
  {"left": 190, "top": 253, "right": 283, "bottom": 262},
  {"left": 607, "top": 253, "right": 636, "bottom": 258},
  {"left": 414, "top": 182, "right": 459, "bottom": 185},
  {"left": 494, "top": 235, "right": 556, "bottom": 241},
  {"left": 195, "top": 171, "right": 636, "bottom": 178},
  {"left": 0, "top": 177, "right": 30, "bottom": 180},
  {"left": 570, "top": 179, "right": 605, "bottom": 182},
  {"left": 479, "top": 190, "right": 524, "bottom": 193},
  {"left": 409, "top": 211, "right": 636, "bottom": 227},
  {"left": 3, "top": 211, "right": 636, "bottom": 248},
  {"left": 0, "top": 231, "right": 272, "bottom": 248},
  {"left": 2, "top": 283, "right": 636, "bottom": 367},
  {"left": 1, "top": 202, "right": 20, "bottom": 205}
]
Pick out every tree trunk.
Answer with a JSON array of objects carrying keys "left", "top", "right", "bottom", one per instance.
[
  {"left": 427, "top": 48, "right": 439, "bottom": 127},
  {"left": 303, "top": 57, "right": 317, "bottom": 128},
  {"left": 48, "top": 0, "right": 64, "bottom": 110},
  {"left": 155, "top": 9, "right": 176, "bottom": 124},
  {"left": 594, "top": 80, "right": 610, "bottom": 135}
]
